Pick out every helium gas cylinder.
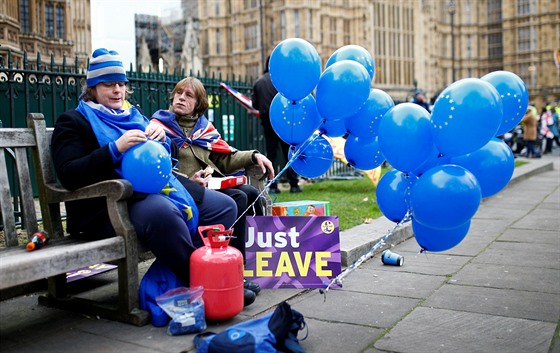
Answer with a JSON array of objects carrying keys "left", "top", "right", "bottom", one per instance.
[{"left": 190, "top": 225, "right": 244, "bottom": 321}]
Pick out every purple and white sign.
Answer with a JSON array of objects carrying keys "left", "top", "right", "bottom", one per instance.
[
  {"left": 66, "top": 263, "right": 117, "bottom": 282},
  {"left": 244, "top": 216, "right": 341, "bottom": 289}
]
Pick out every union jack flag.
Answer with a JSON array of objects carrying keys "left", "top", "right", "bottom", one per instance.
[
  {"left": 220, "top": 82, "right": 260, "bottom": 117},
  {"left": 151, "top": 110, "right": 237, "bottom": 153}
]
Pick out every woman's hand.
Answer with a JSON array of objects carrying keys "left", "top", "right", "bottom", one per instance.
[
  {"left": 191, "top": 169, "right": 211, "bottom": 187},
  {"left": 115, "top": 129, "right": 148, "bottom": 153},
  {"left": 145, "top": 123, "right": 166, "bottom": 141}
]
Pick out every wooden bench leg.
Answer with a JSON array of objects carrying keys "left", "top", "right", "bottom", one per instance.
[{"left": 38, "top": 262, "right": 149, "bottom": 326}]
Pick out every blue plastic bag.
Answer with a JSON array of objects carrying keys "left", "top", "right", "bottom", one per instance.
[
  {"left": 156, "top": 286, "right": 207, "bottom": 335},
  {"left": 139, "top": 260, "right": 185, "bottom": 327}
]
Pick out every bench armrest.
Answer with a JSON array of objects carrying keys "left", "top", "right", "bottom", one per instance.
[
  {"left": 44, "top": 179, "right": 133, "bottom": 204},
  {"left": 245, "top": 164, "right": 266, "bottom": 182},
  {"left": 245, "top": 165, "right": 272, "bottom": 215},
  {"left": 41, "top": 179, "right": 136, "bottom": 242}
]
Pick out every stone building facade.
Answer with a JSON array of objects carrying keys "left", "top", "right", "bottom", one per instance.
[{"left": 0, "top": 0, "right": 91, "bottom": 68}]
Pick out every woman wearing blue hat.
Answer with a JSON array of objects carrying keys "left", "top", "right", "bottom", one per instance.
[{"left": 51, "top": 48, "right": 257, "bottom": 307}]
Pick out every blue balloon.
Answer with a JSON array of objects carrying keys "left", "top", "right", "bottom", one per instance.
[
  {"left": 431, "top": 78, "right": 503, "bottom": 157},
  {"left": 412, "top": 219, "right": 471, "bottom": 252},
  {"left": 409, "top": 164, "right": 481, "bottom": 230},
  {"left": 345, "top": 89, "right": 395, "bottom": 138},
  {"left": 376, "top": 170, "right": 417, "bottom": 223},
  {"left": 378, "top": 103, "right": 434, "bottom": 173},
  {"left": 319, "top": 118, "right": 347, "bottom": 138},
  {"left": 325, "top": 45, "right": 375, "bottom": 81},
  {"left": 288, "top": 134, "right": 334, "bottom": 178},
  {"left": 481, "top": 71, "right": 529, "bottom": 136},
  {"left": 270, "top": 93, "right": 322, "bottom": 145},
  {"left": 450, "top": 138, "right": 515, "bottom": 198},
  {"left": 344, "top": 135, "right": 384, "bottom": 170},
  {"left": 269, "top": 38, "right": 322, "bottom": 101},
  {"left": 315, "top": 60, "right": 371, "bottom": 120},
  {"left": 122, "top": 140, "right": 172, "bottom": 194}
]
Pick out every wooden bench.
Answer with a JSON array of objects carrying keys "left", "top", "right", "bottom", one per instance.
[{"left": 0, "top": 113, "right": 270, "bottom": 326}]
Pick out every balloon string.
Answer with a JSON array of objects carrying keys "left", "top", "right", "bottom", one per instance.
[
  {"left": 229, "top": 132, "right": 323, "bottom": 230},
  {"left": 319, "top": 212, "right": 412, "bottom": 301}
]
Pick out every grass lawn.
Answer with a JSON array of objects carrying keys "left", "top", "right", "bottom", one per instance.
[{"left": 271, "top": 175, "right": 383, "bottom": 231}]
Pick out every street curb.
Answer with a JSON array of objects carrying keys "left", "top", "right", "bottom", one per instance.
[
  {"left": 509, "top": 157, "right": 554, "bottom": 186},
  {"left": 339, "top": 158, "right": 555, "bottom": 267}
]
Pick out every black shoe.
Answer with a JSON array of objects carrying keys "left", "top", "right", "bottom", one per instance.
[
  {"left": 290, "top": 186, "right": 302, "bottom": 193},
  {"left": 269, "top": 187, "right": 281, "bottom": 194},
  {"left": 244, "top": 288, "right": 256, "bottom": 307},
  {"left": 244, "top": 279, "right": 261, "bottom": 295}
]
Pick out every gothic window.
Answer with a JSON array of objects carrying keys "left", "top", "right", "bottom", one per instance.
[
  {"left": 307, "top": 9, "right": 313, "bottom": 40},
  {"left": 20, "top": 0, "right": 30, "bottom": 33},
  {"left": 280, "top": 11, "right": 286, "bottom": 39},
  {"left": 229, "top": 28, "right": 233, "bottom": 54},
  {"left": 518, "top": 62, "right": 536, "bottom": 87},
  {"left": 343, "top": 20, "right": 350, "bottom": 44},
  {"left": 204, "top": 30, "right": 209, "bottom": 55},
  {"left": 517, "top": 0, "right": 536, "bottom": 16},
  {"left": 216, "top": 29, "right": 221, "bottom": 54},
  {"left": 294, "top": 10, "right": 300, "bottom": 38},
  {"left": 487, "top": 0, "right": 501, "bottom": 23},
  {"left": 244, "top": 0, "right": 257, "bottom": 8},
  {"left": 46, "top": 3, "right": 54, "bottom": 38},
  {"left": 517, "top": 26, "right": 536, "bottom": 52},
  {"left": 329, "top": 18, "right": 336, "bottom": 45},
  {"left": 56, "top": 5, "right": 65, "bottom": 39},
  {"left": 270, "top": 18, "right": 275, "bottom": 45},
  {"left": 245, "top": 23, "right": 258, "bottom": 50},
  {"left": 488, "top": 32, "right": 503, "bottom": 58}
]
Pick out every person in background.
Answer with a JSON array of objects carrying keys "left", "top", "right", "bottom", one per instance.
[
  {"left": 252, "top": 56, "right": 302, "bottom": 194},
  {"left": 549, "top": 103, "right": 560, "bottom": 150},
  {"left": 541, "top": 103, "right": 560, "bottom": 154},
  {"left": 521, "top": 106, "right": 540, "bottom": 158},
  {"left": 411, "top": 90, "right": 431, "bottom": 112},
  {"left": 150, "top": 77, "right": 273, "bottom": 297},
  {"left": 51, "top": 49, "right": 256, "bottom": 306}
]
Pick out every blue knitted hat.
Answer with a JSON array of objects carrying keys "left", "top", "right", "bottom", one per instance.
[{"left": 86, "top": 48, "right": 128, "bottom": 87}]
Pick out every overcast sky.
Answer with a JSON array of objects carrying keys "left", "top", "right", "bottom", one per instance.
[{"left": 91, "top": 0, "right": 181, "bottom": 68}]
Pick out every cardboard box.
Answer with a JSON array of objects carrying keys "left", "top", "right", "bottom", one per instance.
[
  {"left": 207, "top": 175, "right": 247, "bottom": 190},
  {"left": 271, "top": 200, "right": 330, "bottom": 216}
]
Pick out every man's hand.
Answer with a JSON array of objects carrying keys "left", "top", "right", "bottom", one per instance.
[
  {"left": 253, "top": 153, "right": 275, "bottom": 180},
  {"left": 191, "top": 169, "right": 211, "bottom": 187}
]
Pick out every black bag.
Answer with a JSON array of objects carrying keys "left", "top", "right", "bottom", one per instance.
[{"left": 193, "top": 301, "right": 307, "bottom": 353}]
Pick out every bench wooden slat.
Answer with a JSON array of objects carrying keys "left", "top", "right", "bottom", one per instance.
[
  {"left": 0, "top": 128, "right": 36, "bottom": 147},
  {"left": 0, "top": 237, "right": 125, "bottom": 289},
  {"left": 0, "top": 147, "right": 18, "bottom": 246},
  {"left": 14, "top": 147, "right": 39, "bottom": 239}
]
